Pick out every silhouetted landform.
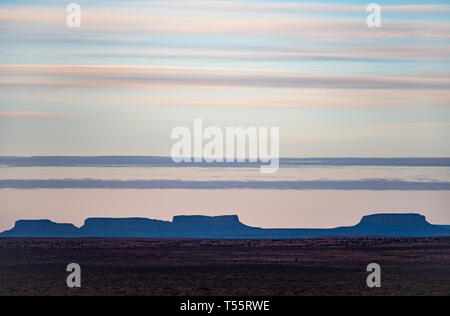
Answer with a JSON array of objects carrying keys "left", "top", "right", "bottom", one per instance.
[
  {"left": 1, "top": 213, "right": 449, "bottom": 238},
  {"left": 4, "top": 220, "right": 79, "bottom": 238}
]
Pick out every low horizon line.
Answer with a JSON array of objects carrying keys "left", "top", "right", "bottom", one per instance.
[
  {"left": 2, "top": 213, "right": 449, "bottom": 239},
  {"left": 6, "top": 212, "right": 427, "bottom": 229}
]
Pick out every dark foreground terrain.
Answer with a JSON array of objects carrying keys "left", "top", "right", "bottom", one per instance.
[{"left": 0, "top": 237, "right": 449, "bottom": 296}]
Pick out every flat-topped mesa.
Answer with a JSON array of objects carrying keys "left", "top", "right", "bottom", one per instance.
[
  {"left": 79, "top": 217, "right": 171, "bottom": 237},
  {"left": 3, "top": 219, "right": 78, "bottom": 237},
  {"left": 344, "top": 213, "right": 446, "bottom": 237},
  {"left": 82, "top": 217, "right": 168, "bottom": 227},
  {"left": 172, "top": 215, "right": 242, "bottom": 226},
  {"left": 358, "top": 213, "right": 430, "bottom": 227},
  {"left": 171, "top": 215, "right": 258, "bottom": 237}
]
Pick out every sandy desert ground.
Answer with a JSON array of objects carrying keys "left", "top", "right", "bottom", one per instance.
[{"left": 0, "top": 237, "right": 449, "bottom": 296}]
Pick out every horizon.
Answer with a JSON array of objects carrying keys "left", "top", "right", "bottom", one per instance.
[
  {"left": 5, "top": 211, "right": 448, "bottom": 227},
  {"left": 3, "top": 212, "right": 449, "bottom": 239}
]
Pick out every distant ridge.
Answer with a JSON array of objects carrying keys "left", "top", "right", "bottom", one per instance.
[
  {"left": 4, "top": 220, "right": 79, "bottom": 238},
  {"left": 1, "top": 213, "right": 449, "bottom": 239}
]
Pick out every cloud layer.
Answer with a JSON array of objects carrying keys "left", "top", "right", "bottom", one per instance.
[{"left": 0, "top": 0, "right": 449, "bottom": 156}]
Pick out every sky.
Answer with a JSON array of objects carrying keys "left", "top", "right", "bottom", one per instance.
[{"left": 0, "top": 0, "right": 449, "bottom": 157}]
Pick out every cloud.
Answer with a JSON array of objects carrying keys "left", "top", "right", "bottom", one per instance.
[
  {"left": 56, "top": 47, "right": 450, "bottom": 62},
  {"left": 129, "top": 1, "right": 450, "bottom": 14},
  {"left": 0, "top": 111, "right": 70, "bottom": 118},
  {"left": 0, "top": 178, "right": 449, "bottom": 190},
  {"left": 1, "top": 157, "right": 449, "bottom": 168},
  {"left": 1, "top": 65, "right": 449, "bottom": 90},
  {"left": 1, "top": 5, "right": 449, "bottom": 39}
]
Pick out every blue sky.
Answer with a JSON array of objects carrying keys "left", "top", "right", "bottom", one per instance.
[{"left": 0, "top": 0, "right": 449, "bottom": 156}]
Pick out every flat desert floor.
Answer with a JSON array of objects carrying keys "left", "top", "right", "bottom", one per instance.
[{"left": 0, "top": 237, "right": 449, "bottom": 296}]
